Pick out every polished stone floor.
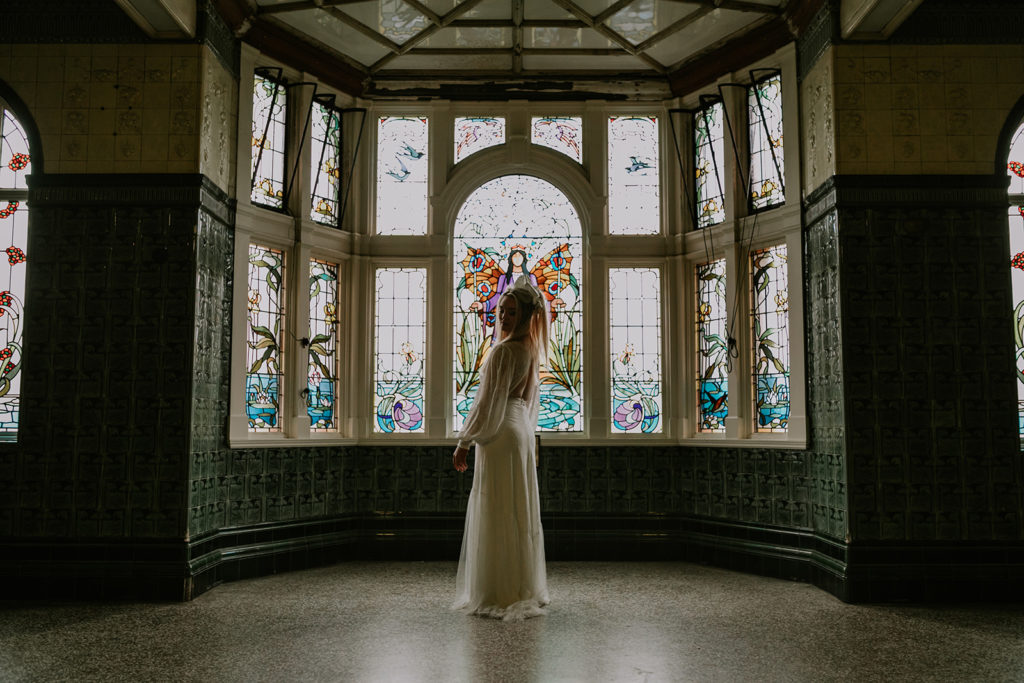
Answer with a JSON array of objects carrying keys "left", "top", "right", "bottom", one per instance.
[{"left": 1, "top": 561, "right": 1022, "bottom": 682}]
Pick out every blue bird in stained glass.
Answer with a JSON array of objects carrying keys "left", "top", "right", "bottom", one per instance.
[
  {"left": 386, "top": 156, "right": 411, "bottom": 182},
  {"left": 626, "top": 156, "right": 651, "bottom": 173},
  {"left": 398, "top": 143, "right": 424, "bottom": 160}
]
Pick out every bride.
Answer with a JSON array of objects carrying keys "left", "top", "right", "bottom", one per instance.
[{"left": 451, "top": 275, "right": 550, "bottom": 620}]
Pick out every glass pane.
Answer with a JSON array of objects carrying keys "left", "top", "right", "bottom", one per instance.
[
  {"left": 694, "top": 101, "right": 725, "bottom": 228},
  {"left": 375, "top": 267, "right": 426, "bottom": 433},
  {"left": 1009, "top": 122, "right": 1024, "bottom": 195},
  {"left": 0, "top": 105, "right": 29, "bottom": 436},
  {"left": 247, "top": 245, "right": 285, "bottom": 432},
  {"left": 454, "top": 116, "right": 505, "bottom": 163},
  {"left": 608, "top": 115, "right": 659, "bottom": 235},
  {"left": 531, "top": 116, "right": 582, "bottom": 163},
  {"left": 376, "top": 116, "right": 429, "bottom": 235},
  {"left": 308, "top": 259, "right": 339, "bottom": 431},
  {"left": 1010, "top": 205, "right": 1024, "bottom": 437},
  {"left": 609, "top": 268, "right": 662, "bottom": 433},
  {"left": 310, "top": 101, "right": 342, "bottom": 226},
  {"left": 748, "top": 74, "right": 785, "bottom": 211},
  {"left": 379, "top": 0, "right": 429, "bottom": 44},
  {"left": 453, "top": 175, "right": 583, "bottom": 433},
  {"left": 251, "top": 73, "right": 287, "bottom": 209},
  {"left": 751, "top": 244, "right": 789, "bottom": 433},
  {"left": 0, "top": 108, "right": 31, "bottom": 190},
  {"left": 696, "top": 259, "right": 727, "bottom": 433}
]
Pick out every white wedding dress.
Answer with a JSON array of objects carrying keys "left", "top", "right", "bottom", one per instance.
[{"left": 452, "top": 339, "right": 549, "bottom": 620}]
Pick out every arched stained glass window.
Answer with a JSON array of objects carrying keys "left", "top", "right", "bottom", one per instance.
[
  {"left": 694, "top": 101, "right": 725, "bottom": 229},
  {"left": 453, "top": 175, "right": 583, "bottom": 432},
  {"left": 748, "top": 73, "right": 785, "bottom": 211},
  {"left": 608, "top": 115, "right": 659, "bottom": 234},
  {"left": 0, "top": 103, "right": 29, "bottom": 437},
  {"left": 1007, "top": 120, "right": 1024, "bottom": 439},
  {"left": 531, "top": 116, "right": 582, "bottom": 163},
  {"left": 454, "top": 117, "right": 505, "bottom": 163},
  {"left": 251, "top": 70, "right": 287, "bottom": 209},
  {"left": 377, "top": 116, "right": 428, "bottom": 235}
]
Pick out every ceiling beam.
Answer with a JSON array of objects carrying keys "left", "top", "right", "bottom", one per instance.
[
  {"left": 257, "top": 0, "right": 371, "bottom": 14},
  {"left": 512, "top": 0, "right": 524, "bottom": 73},
  {"left": 368, "top": 0, "right": 490, "bottom": 72},
  {"left": 660, "top": 0, "right": 782, "bottom": 12},
  {"left": 593, "top": 0, "right": 638, "bottom": 25},
  {"left": 325, "top": 6, "right": 404, "bottom": 52},
  {"left": 634, "top": 4, "right": 713, "bottom": 51},
  {"left": 401, "top": 0, "right": 442, "bottom": 26}
]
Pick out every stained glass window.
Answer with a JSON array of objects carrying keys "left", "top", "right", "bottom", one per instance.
[
  {"left": 1007, "top": 121, "right": 1024, "bottom": 438},
  {"left": 308, "top": 259, "right": 338, "bottom": 431},
  {"left": 247, "top": 245, "right": 285, "bottom": 432},
  {"left": 0, "top": 105, "right": 30, "bottom": 436},
  {"left": 531, "top": 116, "right": 582, "bottom": 163},
  {"left": 609, "top": 268, "right": 661, "bottom": 434},
  {"left": 751, "top": 245, "right": 789, "bottom": 432},
  {"left": 454, "top": 117, "right": 505, "bottom": 163},
  {"left": 310, "top": 100, "right": 341, "bottom": 226},
  {"left": 696, "top": 259, "right": 727, "bottom": 432},
  {"left": 375, "top": 267, "right": 426, "bottom": 433},
  {"left": 377, "top": 116, "right": 429, "bottom": 235},
  {"left": 694, "top": 101, "right": 725, "bottom": 229},
  {"left": 748, "top": 73, "right": 785, "bottom": 211},
  {"left": 453, "top": 175, "right": 583, "bottom": 433},
  {"left": 251, "top": 71, "right": 287, "bottom": 209},
  {"left": 608, "top": 115, "right": 659, "bottom": 234}
]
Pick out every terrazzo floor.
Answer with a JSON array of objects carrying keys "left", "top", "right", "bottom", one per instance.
[{"left": 1, "top": 561, "right": 1022, "bottom": 682}]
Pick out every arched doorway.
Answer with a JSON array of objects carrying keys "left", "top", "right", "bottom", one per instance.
[{"left": 452, "top": 174, "right": 583, "bottom": 432}]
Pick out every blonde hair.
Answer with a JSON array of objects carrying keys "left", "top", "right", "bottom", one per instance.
[{"left": 498, "top": 279, "right": 549, "bottom": 364}]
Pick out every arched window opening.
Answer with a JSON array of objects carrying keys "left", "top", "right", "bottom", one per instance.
[
  {"left": 1007, "top": 120, "right": 1024, "bottom": 440},
  {"left": 453, "top": 175, "right": 583, "bottom": 433},
  {"left": 0, "top": 102, "right": 29, "bottom": 438}
]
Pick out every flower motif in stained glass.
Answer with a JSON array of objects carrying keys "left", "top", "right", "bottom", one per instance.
[
  {"left": 453, "top": 175, "right": 583, "bottom": 433},
  {"left": 0, "top": 104, "right": 28, "bottom": 436},
  {"left": 0, "top": 201, "right": 18, "bottom": 219},
  {"left": 608, "top": 116, "right": 659, "bottom": 234},
  {"left": 454, "top": 117, "right": 505, "bottom": 163},
  {"left": 531, "top": 117, "right": 582, "bottom": 163},
  {"left": 696, "top": 259, "right": 727, "bottom": 432},
  {"left": 609, "top": 268, "right": 662, "bottom": 433},
  {"left": 748, "top": 74, "right": 785, "bottom": 211},
  {"left": 5, "top": 247, "right": 25, "bottom": 265},
  {"left": 1009, "top": 124, "right": 1024, "bottom": 195},
  {"left": 310, "top": 102, "right": 342, "bottom": 226},
  {"left": 377, "top": 116, "right": 428, "bottom": 235},
  {"left": 247, "top": 244, "right": 285, "bottom": 432},
  {"left": 0, "top": 109, "right": 30, "bottom": 189},
  {"left": 751, "top": 245, "right": 789, "bottom": 432},
  {"left": 375, "top": 268, "right": 427, "bottom": 434},
  {"left": 308, "top": 259, "right": 338, "bottom": 431},
  {"left": 250, "top": 74, "right": 287, "bottom": 209},
  {"left": 694, "top": 102, "right": 725, "bottom": 229}
]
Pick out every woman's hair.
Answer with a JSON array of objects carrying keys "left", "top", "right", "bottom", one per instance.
[{"left": 499, "top": 277, "right": 549, "bottom": 363}]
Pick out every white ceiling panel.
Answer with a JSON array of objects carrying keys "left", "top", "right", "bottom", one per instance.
[
  {"left": 277, "top": 10, "right": 392, "bottom": 67},
  {"left": 457, "top": 0, "right": 513, "bottom": 20},
  {"left": 647, "top": 9, "right": 757, "bottom": 67},
  {"left": 524, "top": 0, "right": 575, "bottom": 20},
  {"left": 420, "top": 26, "right": 513, "bottom": 48}
]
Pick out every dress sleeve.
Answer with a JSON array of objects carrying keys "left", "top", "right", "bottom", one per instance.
[{"left": 457, "top": 343, "right": 520, "bottom": 449}]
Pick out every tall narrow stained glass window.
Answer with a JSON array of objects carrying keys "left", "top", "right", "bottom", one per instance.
[
  {"left": 696, "top": 259, "right": 727, "bottom": 432},
  {"left": 377, "top": 116, "right": 428, "bottom": 235},
  {"left": 609, "top": 268, "right": 662, "bottom": 433},
  {"left": 251, "top": 71, "right": 287, "bottom": 209},
  {"left": 0, "top": 104, "right": 30, "bottom": 436},
  {"left": 1006, "top": 120, "right": 1024, "bottom": 439},
  {"left": 751, "top": 245, "right": 789, "bottom": 432},
  {"left": 608, "top": 115, "right": 659, "bottom": 234},
  {"left": 454, "top": 175, "right": 583, "bottom": 432},
  {"left": 748, "top": 73, "right": 785, "bottom": 211},
  {"left": 532, "top": 116, "right": 582, "bottom": 163},
  {"left": 247, "top": 245, "right": 285, "bottom": 432},
  {"left": 694, "top": 101, "right": 725, "bottom": 229},
  {"left": 310, "top": 100, "right": 341, "bottom": 226},
  {"left": 308, "top": 259, "right": 339, "bottom": 431},
  {"left": 455, "top": 117, "right": 505, "bottom": 163},
  {"left": 375, "top": 268, "right": 426, "bottom": 433}
]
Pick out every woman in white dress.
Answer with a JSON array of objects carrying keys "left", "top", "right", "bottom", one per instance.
[{"left": 451, "top": 275, "right": 550, "bottom": 620}]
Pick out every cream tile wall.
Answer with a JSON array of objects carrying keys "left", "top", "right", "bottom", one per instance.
[
  {"left": 801, "top": 51, "right": 836, "bottom": 197},
  {"left": 0, "top": 42, "right": 237, "bottom": 196},
  {"left": 831, "top": 43, "right": 1024, "bottom": 176}
]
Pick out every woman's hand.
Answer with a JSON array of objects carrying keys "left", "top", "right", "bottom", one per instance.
[{"left": 453, "top": 446, "right": 469, "bottom": 472}]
